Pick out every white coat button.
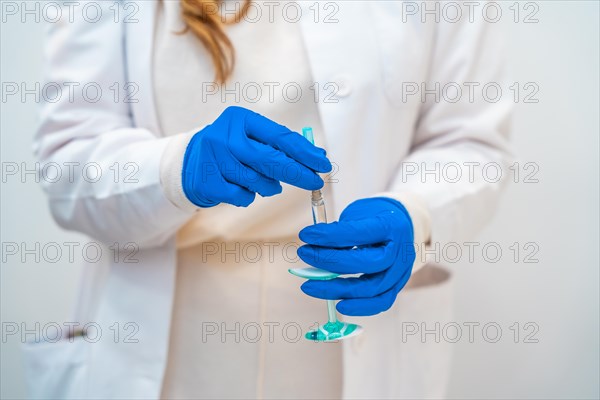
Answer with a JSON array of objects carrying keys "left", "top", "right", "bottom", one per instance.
[{"left": 333, "top": 76, "right": 353, "bottom": 98}]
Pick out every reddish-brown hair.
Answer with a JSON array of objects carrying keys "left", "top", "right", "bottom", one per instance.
[{"left": 180, "top": 0, "right": 252, "bottom": 83}]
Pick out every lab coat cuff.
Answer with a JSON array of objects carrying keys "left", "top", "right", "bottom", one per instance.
[
  {"left": 372, "top": 192, "right": 432, "bottom": 273},
  {"left": 159, "top": 130, "right": 200, "bottom": 214}
]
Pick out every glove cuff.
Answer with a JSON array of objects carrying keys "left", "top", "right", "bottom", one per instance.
[{"left": 159, "top": 129, "right": 200, "bottom": 213}]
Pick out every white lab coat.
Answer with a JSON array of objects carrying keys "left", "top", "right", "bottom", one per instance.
[{"left": 28, "top": 1, "right": 512, "bottom": 398}]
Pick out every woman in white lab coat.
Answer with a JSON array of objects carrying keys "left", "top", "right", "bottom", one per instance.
[{"left": 28, "top": 1, "right": 511, "bottom": 398}]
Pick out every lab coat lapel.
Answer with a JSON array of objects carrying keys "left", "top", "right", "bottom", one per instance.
[
  {"left": 125, "top": 1, "right": 161, "bottom": 135},
  {"left": 88, "top": 2, "right": 177, "bottom": 398}
]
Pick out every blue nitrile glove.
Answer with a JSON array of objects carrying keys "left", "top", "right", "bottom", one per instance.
[
  {"left": 182, "top": 106, "right": 332, "bottom": 207},
  {"left": 297, "top": 197, "right": 416, "bottom": 316}
]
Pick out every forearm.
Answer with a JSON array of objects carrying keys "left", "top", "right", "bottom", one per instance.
[{"left": 36, "top": 128, "right": 195, "bottom": 248}]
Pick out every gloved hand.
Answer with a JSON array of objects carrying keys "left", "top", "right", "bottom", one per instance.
[
  {"left": 182, "top": 106, "right": 332, "bottom": 207},
  {"left": 297, "top": 197, "right": 416, "bottom": 316}
]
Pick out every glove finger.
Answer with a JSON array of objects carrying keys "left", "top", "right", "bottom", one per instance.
[
  {"left": 301, "top": 270, "right": 387, "bottom": 300},
  {"left": 244, "top": 111, "right": 332, "bottom": 173},
  {"left": 235, "top": 138, "right": 324, "bottom": 190},
  {"left": 300, "top": 260, "right": 411, "bottom": 300},
  {"left": 208, "top": 181, "right": 256, "bottom": 207},
  {"left": 219, "top": 151, "right": 282, "bottom": 197},
  {"left": 299, "top": 217, "right": 391, "bottom": 248},
  {"left": 198, "top": 167, "right": 256, "bottom": 207},
  {"left": 297, "top": 243, "right": 396, "bottom": 274},
  {"left": 336, "top": 280, "right": 406, "bottom": 316}
]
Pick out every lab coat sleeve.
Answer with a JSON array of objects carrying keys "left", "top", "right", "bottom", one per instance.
[
  {"left": 386, "top": 16, "right": 513, "bottom": 252},
  {"left": 159, "top": 130, "right": 203, "bottom": 213},
  {"left": 33, "top": 2, "right": 195, "bottom": 248}
]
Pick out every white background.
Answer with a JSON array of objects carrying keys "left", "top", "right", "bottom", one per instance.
[{"left": 1, "top": 1, "right": 599, "bottom": 398}]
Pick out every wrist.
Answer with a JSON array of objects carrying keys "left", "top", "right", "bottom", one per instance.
[
  {"left": 180, "top": 130, "right": 222, "bottom": 208},
  {"left": 371, "top": 192, "right": 432, "bottom": 273},
  {"left": 159, "top": 130, "right": 201, "bottom": 213},
  {"left": 369, "top": 196, "right": 414, "bottom": 224}
]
